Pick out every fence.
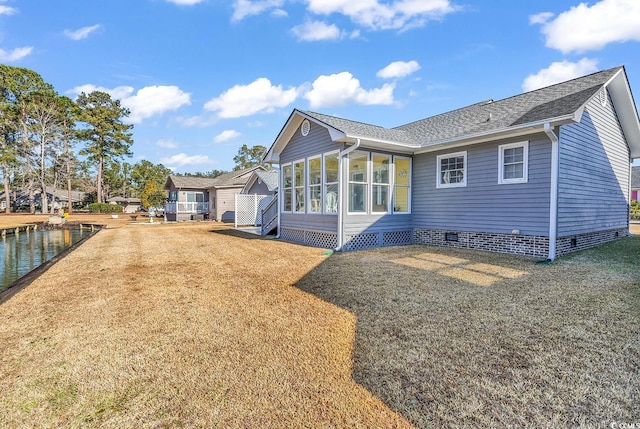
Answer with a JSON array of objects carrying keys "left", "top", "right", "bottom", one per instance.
[{"left": 235, "top": 194, "right": 275, "bottom": 227}]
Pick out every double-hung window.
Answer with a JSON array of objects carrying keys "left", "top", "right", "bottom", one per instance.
[
  {"left": 372, "top": 154, "right": 390, "bottom": 213},
  {"left": 324, "top": 152, "right": 339, "bottom": 213},
  {"left": 282, "top": 164, "right": 292, "bottom": 212},
  {"left": 437, "top": 151, "right": 467, "bottom": 188},
  {"left": 348, "top": 151, "right": 368, "bottom": 213},
  {"left": 308, "top": 157, "right": 322, "bottom": 213},
  {"left": 393, "top": 156, "right": 411, "bottom": 213},
  {"left": 499, "top": 142, "right": 528, "bottom": 184},
  {"left": 293, "top": 160, "right": 305, "bottom": 212}
]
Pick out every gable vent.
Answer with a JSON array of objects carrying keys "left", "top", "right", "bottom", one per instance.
[
  {"left": 301, "top": 119, "right": 310, "bottom": 137},
  {"left": 599, "top": 87, "right": 608, "bottom": 107}
]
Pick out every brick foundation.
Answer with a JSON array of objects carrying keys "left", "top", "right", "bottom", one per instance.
[
  {"left": 413, "top": 228, "right": 549, "bottom": 257},
  {"left": 556, "top": 227, "right": 629, "bottom": 257}
]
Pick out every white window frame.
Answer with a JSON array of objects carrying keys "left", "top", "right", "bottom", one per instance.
[
  {"left": 281, "top": 163, "right": 292, "bottom": 213},
  {"left": 323, "top": 151, "right": 339, "bottom": 215},
  {"left": 371, "top": 152, "right": 391, "bottom": 214},
  {"left": 498, "top": 142, "right": 528, "bottom": 184},
  {"left": 437, "top": 151, "right": 467, "bottom": 188},
  {"left": 307, "top": 155, "right": 322, "bottom": 214},
  {"left": 293, "top": 159, "right": 305, "bottom": 213},
  {"left": 347, "top": 151, "right": 369, "bottom": 214},
  {"left": 392, "top": 155, "right": 412, "bottom": 214}
]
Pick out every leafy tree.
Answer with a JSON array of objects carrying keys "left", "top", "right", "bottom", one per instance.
[
  {"left": 233, "top": 144, "right": 266, "bottom": 171},
  {"left": 140, "top": 180, "right": 165, "bottom": 209},
  {"left": 76, "top": 91, "right": 133, "bottom": 203},
  {"left": 56, "top": 96, "right": 79, "bottom": 213},
  {"left": 131, "top": 160, "right": 172, "bottom": 196},
  {"left": 0, "top": 65, "right": 54, "bottom": 212}
]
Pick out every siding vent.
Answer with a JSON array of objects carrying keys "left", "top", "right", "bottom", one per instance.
[
  {"left": 301, "top": 119, "right": 310, "bottom": 136},
  {"left": 599, "top": 87, "right": 608, "bottom": 107},
  {"left": 445, "top": 232, "right": 459, "bottom": 242}
]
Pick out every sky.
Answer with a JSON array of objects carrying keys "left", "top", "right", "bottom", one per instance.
[{"left": 1, "top": 0, "right": 639, "bottom": 173}]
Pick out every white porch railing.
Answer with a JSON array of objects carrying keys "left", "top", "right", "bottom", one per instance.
[{"left": 165, "top": 202, "right": 209, "bottom": 214}]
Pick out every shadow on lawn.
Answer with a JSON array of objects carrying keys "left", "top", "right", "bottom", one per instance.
[
  {"left": 209, "top": 228, "right": 264, "bottom": 240},
  {"left": 292, "top": 244, "right": 636, "bottom": 428}
]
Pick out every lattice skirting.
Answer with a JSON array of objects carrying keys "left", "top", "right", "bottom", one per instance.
[
  {"left": 343, "top": 229, "right": 413, "bottom": 251},
  {"left": 280, "top": 227, "right": 337, "bottom": 249}
]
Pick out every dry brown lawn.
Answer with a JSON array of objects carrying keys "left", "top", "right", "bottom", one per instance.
[{"left": 0, "top": 215, "right": 638, "bottom": 428}]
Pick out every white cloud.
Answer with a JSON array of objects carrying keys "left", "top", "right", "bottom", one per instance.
[
  {"left": 304, "top": 71, "right": 395, "bottom": 108},
  {"left": 377, "top": 60, "right": 421, "bottom": 79},
  {"left": 522, "top": 58, "right": 599, "bottom": 92},
  {"left": 166, "top": 0, "right": 204, "bottom": 4},
  {"left": 160, "top": 153, "right": 210, "bottom": 167},
  {"left": 68, "top": 84, "right": 191, "bottom": 123},
  {"left": 157, "top": 139, "right": 178, "bottom": 149},
  {"left": 204, "top": 77, "right": 298, "bottom": 118},
  {"left": 64, "top": 24, "right": 101, "bottom": 41},
  {"left": 232, "top": 0, "right": 284, "bottom": 21},
  {"left": 532, "top": 0, "right": 640, "bottom": 53},
  {"left": 0, "top": 4, "right": 16, "bottom": 15},
  {"left": 304, "top": 0, "right": 458, "bottom": 31},
  {"left": 291, "top": 20, "right": 342, "bottom": 41},
  {"left": 0, "top": 46, "right": 33, "bottom": 62},
  {"left": 214, "top": 130, "right": 242, "bottom": 143},
  {"left": 528, "top": 11, "right": 553, "bottom": 25}
]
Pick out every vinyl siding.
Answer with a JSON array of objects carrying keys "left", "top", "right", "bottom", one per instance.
[
  {"left": 412, "top": 135, "right": 552, "bottom": 236},
  {"left": 557, "top": 92, "right": 631, "bottom": 236},
  {"left": 280, "top": 120, "right": 343, "bottom": 233},
  {"left": 215, "top": 188, "right": 241, "bottom": 222},
  {"left": 244, "top": 180, "right": 272, "bottom": 195}
]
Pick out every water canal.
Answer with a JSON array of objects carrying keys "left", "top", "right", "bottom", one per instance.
[{"left": 1, "top": 227, "right": 94, "bottom": 292}]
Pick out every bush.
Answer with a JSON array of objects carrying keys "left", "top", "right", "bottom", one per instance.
[
  {"left": 88, "top": 203, "right": 123, "bottom": 213},
  {"left": 631, "top": 200, "right": 640, "bottom": 220}
]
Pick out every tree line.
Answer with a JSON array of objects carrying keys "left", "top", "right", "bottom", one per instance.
[{"left": 0, "top": 65, "right": 173, "bottom": 214}]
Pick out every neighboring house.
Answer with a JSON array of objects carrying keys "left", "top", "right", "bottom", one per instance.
[
  {"left": 107, "top": 196, "right": 141, "bottom": 213},
  {"left": 264, "top": 66, "right": 640, "bottom": 259},
  {"left": 165, "top": 166, "right": 265, "bottom": 222},
  {"left": 242, "top": 169, "right": 279, "bottom": 195},
  {"left": 1, "top": 187, "right": 86, "bottom": 212},
  {"left": 632, "top": 166, "right": 639, "bottom": 201}
]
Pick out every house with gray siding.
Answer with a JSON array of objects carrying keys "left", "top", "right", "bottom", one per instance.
[
  {"left": 264, "top": 66, "right": 640, "bottom": 259},
  {"left": 165, "top": 166, "right": 265, "bottom": 222},
  {"left": 632, "top": 166, "right": 639, "bottom": 201}
]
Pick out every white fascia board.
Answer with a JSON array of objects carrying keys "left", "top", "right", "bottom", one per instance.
[{"left": 606, "top": 69, "right": 640, "bottom": 159}]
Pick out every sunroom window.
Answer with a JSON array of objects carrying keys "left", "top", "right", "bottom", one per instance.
[
  {"left": 282, "top": 164, "right": 292, "bottom": 212},
  {"left": 324, "top": 152, "right": 339, "bottom": 213},
  {"left": 437, "top": 151, "right": 466, "bottom": 188},
  {"left": 293, "top": 160, "right": 305, "bottom": 212},
  {"left": 348, "top": 151, "right": 368, "bottom": 213},
  {"left": 308, "top": 156, "right": 322, "bottom": 213},
  {"left": 394, "top": 157, "right": 410, "bottom": 212},
  {"left": 372, "top": 154, "right": 390, "bottom": 213}
]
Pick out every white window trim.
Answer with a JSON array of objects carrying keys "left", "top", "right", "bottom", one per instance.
[
  {"left": 307, "top": 155, "right": 322, "bottom": 215},
  {"left": 498, "top": 141, "right": 528, "bottom": 184},
  {"left": 281, "top": 163, "right": 292, "bottom": 213},
  {"left": 323, "top": 151, "right": 339, "bottom": 215},
  {"left": 437, "top": 151, "right": 467, "bottom": 188},
  {"left": 293, "top": 159, "right": 305, "bottom": 213},
  {"left": 371, "top": 152, "right": 391, "bottom": 214},
  {"left": 347, "top": 151, "right": 369, "bottom": 215},
  {"left": 393, "top": 155, "right": 412, "bottom": 214}
]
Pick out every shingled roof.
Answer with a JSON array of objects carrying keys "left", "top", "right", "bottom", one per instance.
[
  {"left": 166, "top": 166, "right": 265, "bottom": 190},
  {"left": 265, "top": 65, "right": 640, "bottom": 161}
]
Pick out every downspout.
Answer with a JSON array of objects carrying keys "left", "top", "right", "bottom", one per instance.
[
  {"left": 336, "top": 138, "right": 361, "bottom": 251},
  {"left": 544, "top": 123, "right": 559, "bottom": 260},
  {"left": 275, "top": 187, "right": 281, "bottom": 239}
]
